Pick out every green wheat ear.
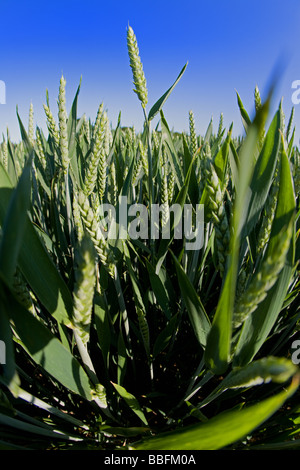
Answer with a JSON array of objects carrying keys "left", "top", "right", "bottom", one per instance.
[
  {"left": 72, "top": 234, "right": 96, "bottom": 346},
  {"left": 43, "top": 103, "right": 60, "bottom": 149},
  {"left": 77, "top": 190, "right": 115, "bottom": 277},
  {"left": 189, "top": 110, "right": 198, "bottom": 157},
  {"left": 58, "top": 74, "right": 69, "bottom": 172},
  {"left": 1, "top": 138, "right": 8, "bottom": 171},
  {"left": 28, "top": 102, "right": 34, "bottom": 145},
  {"left": 127, "top": 25, "right": 148, "bottom": 108}
]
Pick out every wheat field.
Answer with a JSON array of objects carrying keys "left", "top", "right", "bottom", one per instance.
[{"left": 0, "top": 26, "right": 299, "bottom": 451}]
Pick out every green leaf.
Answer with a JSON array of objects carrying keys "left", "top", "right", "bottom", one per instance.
[
  {"left": 145, "top": 259, "right": 172, "bottom": 320},
  {"left": 203, "top": 116, "right": 213, "bottom": 145},
  {"left": 204, "top": 97, "right": 270, "bottom": 375},
  {"left": 199, "top": 357, "right": 298, "bottom": 409},
  {"left": 67, "top": 78, "right": 82, "bottom": 184},
  {"left": 0, "top": 277, "right": 93, "bottom": 401},
  {"left": 182, "top": 133, "right": 199, "bottom": 206},
  {"left": 160, "top": 111, "right": 184, "bottom": 188},
  {"left": 0, "top": 164, "right": 73, "bottom": 326},
  {"left": 236, "top": 90, "right": 251, "bottom": 133},
  {"left": 18, "top": 388, "right": 87, "bottom": 428},
  {"left": 16, "top": 108, "right": 34, "bottom": 157},
  {"left": 0, "top": 161, "right": 32, "bottom": 284},
  {"left": 170, "top": 251, "right": 210, "bottom": 348},
  {"left": 245, "top": 107, "right": 282, "bottom": 236},
  {"left": 0, "top": 413, "right": 81, "bottom": 441},
  {"left": 94, "top": 293, "right": 111, "bottom": 370},
  {"left": 153, "top": 314, "right": 179, "bottom": 358},
  {"left": 6, "top": 135, "right": 17, "bottom": 185},
  {"left": 148, "top": 63, "right": 187, "bottom": 122},
  {"left": 112, "top": 382, "right": 148, "bottom": 426},
  {"left": 155, "top": 148, "right": 194, "bottom": 274},
  {"left": 123, "top": 242, "right": 145, "bottom": 310},
  {"left": 117, "top": 329, "right": 127, "bottom": 386},
  {"left": 133, "top": 376, "right": 299, "bottom": 450},
  {"left": 214, "top": 123, "right": 233, "bottom": 188}
]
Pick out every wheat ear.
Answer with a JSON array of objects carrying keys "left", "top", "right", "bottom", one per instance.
[
  {"left": 72, "top": 235, "right": 96, "bottom": 345},
  {"left": 127, "top": 25, "right": 148, "bottom": 108},
  {"left": 1, "top": 139, "right": 8, "bottom": 171},
  {"left": 58, "top": 75, "right": 69, "bottom": 172},
  {"left": 205, "top": 161, "right": 230, "bottom": 277},
  {"left": 189, "top": 110, "right": 198, "bottom": 157},
  {"left": 77, "top": 191, "right": 115, "bottom": 277},
  {"left": 43, "top": 104, "right": 60, "bottom": 149},
  {"left": 28, "top": 103, "right": 34, "bottom": 145}
]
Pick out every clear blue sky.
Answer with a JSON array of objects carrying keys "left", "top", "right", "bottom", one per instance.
[{"left": 0, "top": 0, "right": 300, "bottom": 142}]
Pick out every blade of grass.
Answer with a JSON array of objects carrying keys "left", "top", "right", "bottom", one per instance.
[
  {"left": 111, "top": 382, "right": 148, "bottom": 426},
  {"left": 233, "top": 132, "right": 296, "bottom": 366},
  {"left": 0, "top": 276, "right": 94, "bottom": 402},
  {"left": 0, "top": 161, "right": 32, "bottom": 284},
  {"left": 148, "top": 63, "right": 187, "bottom": 122},
  {"left": 0, "top": 164, "right": 73, "bottom": 327},
  {"left": 236, "top": 90, "right": 251, "bottom": 133},
  {"left": 170, "top": 251, "right": 210, "bottom": 348},
  {"left": 132, "top": 374, "right": 299, "bottom": 450},
  {"left": 244, "top": 106, "right": 282, "bottom": 237}
]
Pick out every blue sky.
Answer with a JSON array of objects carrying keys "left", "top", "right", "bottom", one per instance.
[{"left": 0, "top": 0, "right": 300, "bottom": 142}]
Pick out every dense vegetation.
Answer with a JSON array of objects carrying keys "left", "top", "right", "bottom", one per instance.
[{"left": 0, "top": 26, "right": 300, "bottom": 450}]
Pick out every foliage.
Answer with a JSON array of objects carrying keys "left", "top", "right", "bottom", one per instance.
[{"left": 0, "top": 26, "right": 300, "bottom": 450}]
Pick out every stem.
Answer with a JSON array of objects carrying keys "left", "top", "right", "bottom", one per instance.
[
  {"left": 64, "top": 167, "right": 75, "bottom": 250},
  {"left": 74, "top": 330, "right": 113, "bottom": 418},
  {"left": 113, "top": 265, "right": 133, "bottom": 359},
  {"left": 143, "top": 107, "right": 155, "bottom": 260},
  {"left": 74, "top": 330, "right": 99, "bottom": 386}
]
